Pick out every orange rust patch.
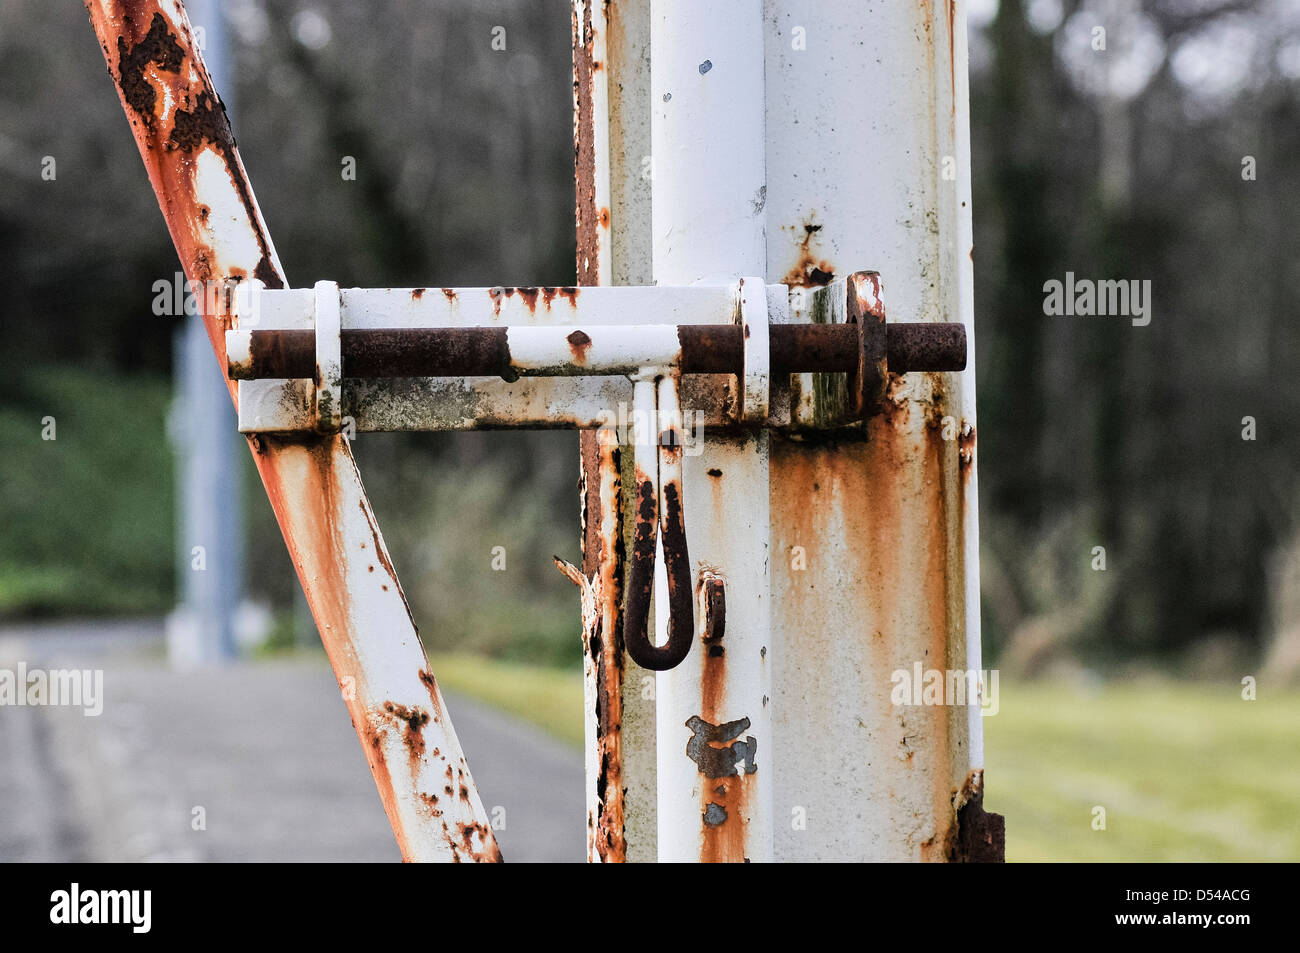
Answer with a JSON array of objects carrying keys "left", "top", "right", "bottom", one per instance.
[
  {"left": 773, "top": 401, "right": 958, "bottom": 858},
  {"left": 701, "top": 639, "right": 725, "bottom": 723},
  {"left": 700, "top": 774, "right": 750, "bottom": 863},
  {"left": 416, "top": 668, "right": 445, "bottom": 723},
  {"left": 381, "top": 700, "right": 431, "bottom": 761},
  {"left": 573, "top": 0, "right": 600, "bottom": 284},
  {"left": 567, "top": 329, "right": 593, "bottom": 363},
  {"left": 958, "top": 421, "right": 975, "bottom": 468},
  {"left": 576, "top": 430, "right": 627, "bottom": 862},
  {"left": 418, "top": 792, "right": 442, "bottom": 817},
  {"left": 251, "top": 436, "right": 352, "bottom": 667},
  {"left": 356, "top": 500, "right": 399, "bottom": 586},
  {"left": 695, "top": 577, "right": 754, "bottom": 863},
  {"left": 781, "top": 222, "right": 835, "bottom": 288},
  {"left": 103, "top": 6, "right": 283, "bottom": 299},
  {"left": 454, "top": 821, "right": 503, "bottom": 863},
  {"left": 948, "top": 770, "right": 1004, "bottom": 862}
]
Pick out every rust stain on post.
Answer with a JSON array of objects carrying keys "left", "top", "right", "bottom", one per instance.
[
  {"left": 587, "top": 429, "right": 628, "bottom": 862},
  {"left": 946, "top": 0, "right": 957, "bottom": 116},
  {"left": 566, "top": 329, "right": 593, "bottom": 363},
  {"left": 773, "top": 385, "right": 960, "bottom": 859},
  {"left": 517, "top": 286, "right": 541, "bottom": 313},
  {"left": 694, "top": 572, "right": 753, "bottom": 863},
  {"left": 251, "top": 433, "right": 496, "bottom": 861},
  {"left": 781, "top": 221, "right": 835, "bottom": 289},
  {"left": 380, "top": 700, "right": 432, "bottom": 762},
  {"left": 571, "top": 0, "right": 625, "bottom": 861},
  {"left": 573, "top": 0, "right": 600, "bottom": 284},
  {"left": 949, "top": 770, "right": 1005, "bottom": 862},
  {"left": 561, "top": 426, "right": 628, "bottom": 862},
  {"left": 958, "top": 420, "right": 976, "bottom": 471}
]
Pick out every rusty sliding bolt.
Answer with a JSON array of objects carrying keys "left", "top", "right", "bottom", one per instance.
[
  {"left": 228, "top": 322, "right": 966, "bottom": 381},
  {"left": 623, "top": 373, "right": 695, "bottom": 671}
]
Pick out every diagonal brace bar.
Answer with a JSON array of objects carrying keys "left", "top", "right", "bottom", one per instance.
[{"left": 82, "top": 0, "right": 500, "bottom": 861}]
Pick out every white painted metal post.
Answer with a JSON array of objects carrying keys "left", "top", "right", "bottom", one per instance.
[
  {"left": 585, "top": 0, "right": 994, "bottom": 861},
  {"left": 650, "top": 0, "right": 773, "bottom": 863},
  {"left": 762, "top": 1, "right": 991, "bottom": 861}
]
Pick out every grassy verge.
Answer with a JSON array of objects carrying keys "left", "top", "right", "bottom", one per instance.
[
  {"left": 983, "top": 678, "right": 1300, "bottom": 861},
  {"left": 427, "top": 659, "right": 1300, "bottom": 861},
  {"left": 428, "top": 652, "right": 584, "bottom": 748}
]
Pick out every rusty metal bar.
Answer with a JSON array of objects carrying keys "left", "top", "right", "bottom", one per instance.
[
  {"left": 83, "top": 0, "right": 499, "bottom": 861},
  {"left": 228, "top": 322, "right": 967, "bottom": 380},
  {"left": 230, "top": 277, "right": 964, "bottom": 434}
]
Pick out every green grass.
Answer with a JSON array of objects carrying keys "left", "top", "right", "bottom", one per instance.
[
  {"left": 0, "top": 365, "right": 175, "bottom": 617},
  {"left": 983, "top": 678, "right": 1300, "bottom": 861},
  {"left": 428, "top": 651, "right": 584, "bottom": 748},
  {"left": 428, "top": 660, "right": 1300, "bottom": 861}
]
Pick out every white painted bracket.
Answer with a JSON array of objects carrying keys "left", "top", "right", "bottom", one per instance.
[
  {"left": 737, "top": 276, "right": 769, "bottom": 422},
  {"left": 314, "top": 280, "right": 343, "bottom": 434}
]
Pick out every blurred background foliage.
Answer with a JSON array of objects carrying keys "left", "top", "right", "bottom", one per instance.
[{"left": 1, "top": 0, "right": 1298, "bottom": 685}]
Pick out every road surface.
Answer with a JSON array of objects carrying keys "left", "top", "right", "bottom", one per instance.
[{"left": 0, "top": 620, "right": 584, "bottom": 862}]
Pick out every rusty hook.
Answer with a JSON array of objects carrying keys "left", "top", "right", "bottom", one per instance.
[{"left": 623, "top": 374, "right": 695, "bottom": 670}]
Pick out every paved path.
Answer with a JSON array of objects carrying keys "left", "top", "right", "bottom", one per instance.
[{"left": 0, "top": 621, "right": 583, "bottom": 862}]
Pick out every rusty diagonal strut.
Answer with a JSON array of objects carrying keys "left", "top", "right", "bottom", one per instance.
[{"left": 82, "top": 0, "right": 500, "bottom": 862}]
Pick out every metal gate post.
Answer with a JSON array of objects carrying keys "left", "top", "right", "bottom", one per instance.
[
  {"left": 573, "top": 0, "right": 631, "bottom": 863},
  {"left": 580, "top": 1, "right": 997, "bottom": 860},
  {"left": 763, "top": 0, "right": 993, "bottom": 862},
  {"left": 84, "top": 0, "right": 499, "bottom": 862},
  {"left": 649, "top": 1, "right": 774, "bottom": 863}
]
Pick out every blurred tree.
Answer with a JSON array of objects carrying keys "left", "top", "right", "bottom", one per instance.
[{"left": 973, "top": 0, "right": 1300, "bottom": 673}]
